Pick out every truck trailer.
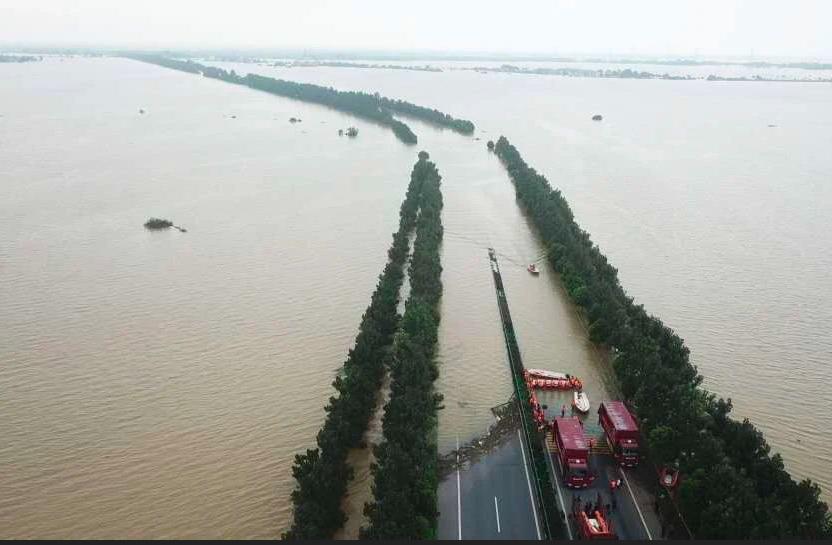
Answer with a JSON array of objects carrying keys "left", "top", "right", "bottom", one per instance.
[
  {"left": 553, "top": 416, "right": 595, "bottom": 488},
  {"left": 598, "top": 401, "right": 640, "bottom": 468}
]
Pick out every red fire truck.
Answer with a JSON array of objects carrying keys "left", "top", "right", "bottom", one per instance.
[
  {"left": 598, "top": 401, "right": 640, "bottom": 468},
  {"left": 553, "top": 417, "right": 595, "bottom": 488}
]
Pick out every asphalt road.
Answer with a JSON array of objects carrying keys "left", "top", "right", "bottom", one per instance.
[
  {"left": 438, "top": 430, "right": 541, "bottom": 540},
  {"left": 547, "top": 440, "right": 659, "bottom": 540}
]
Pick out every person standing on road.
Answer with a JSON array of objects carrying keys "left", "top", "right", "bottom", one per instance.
[{"left": 609, "top": 478, "right": 622, "bottom": 512}]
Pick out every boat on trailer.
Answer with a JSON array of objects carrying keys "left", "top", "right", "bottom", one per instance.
[{"left": 573, "top": 493, "right": 616, "bottom": 540}]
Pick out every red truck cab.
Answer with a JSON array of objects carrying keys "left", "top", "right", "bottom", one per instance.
[
  {"left": 553, "top": 417, "right": 595, "bottom": 488},
  {"left": 598, "top": 401, "right": 640, "bottom": 467}
]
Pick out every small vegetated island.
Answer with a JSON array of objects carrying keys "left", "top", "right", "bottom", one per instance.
[
  {"left": 144, "top": 218, "right": 173, "bottom": 229},
  {"left": 492, "top": 137, "right": 831, "bottom": 539},
  {"left": 283, "top": 152, "right": 443, "bottom": 539},
  {"left": 124, "top": 55, "right": 475, "bottom": 144},
  {"left": 144, "top": 217, "right": 186, "bottom": 232}
]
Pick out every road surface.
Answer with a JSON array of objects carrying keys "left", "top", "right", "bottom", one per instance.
[
  {"left": 546, "top": 434, "right": 662, "bottom": 540},
  {"left": 438, "top": 429, "right": 541, "bottom": 540}
]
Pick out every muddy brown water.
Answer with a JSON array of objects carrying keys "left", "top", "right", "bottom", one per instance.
[{"left": 1, "top": 57, "right": 829, "bottom": 538}]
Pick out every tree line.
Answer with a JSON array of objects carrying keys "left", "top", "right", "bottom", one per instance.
[
  {"left": 125, "top": 55, "right": 202, "bottom": 73},
  {"left": 378, "top": 97, "right": 475, "bottom": 134},
  {"left": 242, "top": 72, "right": 418, "bottom": 144},
  {"left": 281, "top": 154, "right": 430, "bottom": 539},
  {"left": 124, "top": 55, "right": 476, "bottom": 144},
  {"left": 492, "top": 136, "right": 831, "bottom": 539},
  {"left": 361, "top": 151, "right": 444, "bottom": 539},
  {"left": 0, "top": 54, "right": 43, "bottom": 63}
]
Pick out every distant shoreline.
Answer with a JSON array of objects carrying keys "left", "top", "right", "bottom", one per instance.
[
  {"left": 458, "top": 64, "right": 832, "bottom": 83},
  {"left": 4, "top": 47, "right": 832, "bottom": 70},
  {"left": 203, "top": 57, "right": 443, "bottom": 72},
  {"left": 207, "top": 57, "right": 832, "bottom": 83},
  {"left": 0, "top": 54, "right": 42, "bottom": 63},
  {"left": 221, "top": 55, "right": 832, "bottom": 72}
]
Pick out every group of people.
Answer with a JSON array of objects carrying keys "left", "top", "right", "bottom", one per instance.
[
  {"left": 573, "top": 493, "right": 612, "bottom": 520},
  {"left": 525, "top": 376, "right": 583, "bottom": 391},
  {"left": 577, "top": 493, "right": 618, "bottom": 518},
  {"left": 582, "top": 498, "right": 601, "bottom": 517}
]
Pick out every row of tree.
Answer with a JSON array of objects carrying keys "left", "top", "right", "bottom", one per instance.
[
  {"left": 281, "top": 155, "right": 430, "bottom": 539},
  {"left": 362, "top": 152, "right": 445, "bottom": 539},
  {"left": 492, "top": 136, "right": 831, "bottom": 539},
  {"left": 378, "top": 97, "right": 475, "bottom": 134},
  {"left": 0, "top": 54, "right": 43, "bottom": 63},
  {"left": 124, "top": 55, "right": 476, "bottom": 144},
  {"left": 241, "top": 72, "right": 419, "bottom": 144},
  {"left": 123, "top": 54, "right": 202, "bottom": 73}
]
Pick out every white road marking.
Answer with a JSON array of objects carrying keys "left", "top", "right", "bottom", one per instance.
[
  {"left": 620, "top": 468, "right": 653, "bottom": 540},
  {"left": 543, "top": 439, "right": 573, "bottom": 540},
  {"left": 456, "top": 436, "right": 462, "bottom": 540},
  {"left": 517, "top": 429, "right": 543, "bottom": 540},
  {"left": 494, "top": 496, "right": 501, "bottom": 534}
]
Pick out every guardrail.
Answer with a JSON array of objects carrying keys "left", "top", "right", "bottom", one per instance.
[{"left": 488, "top": 249, "right": 567, "bottom": 540}]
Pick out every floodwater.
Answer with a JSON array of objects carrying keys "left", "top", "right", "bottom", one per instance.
[
  {"left": 219, "top": 60, "right": 832, "bottom": 503},
  {"left": 1, "top": 57, "right": 830, "bottom": 538}
]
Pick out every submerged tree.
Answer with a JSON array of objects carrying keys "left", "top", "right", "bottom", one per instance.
[
  {"left": 144, "top": 218, "right": 173, "bottom": 230},
  {"left": 363, "top": 153, "right": 444, "bottom": 540},
  {"left": 126, "top": 55, "right": 477, "bottom": 146},
  {"left": 283, "top": 154, "right": 435, "bottom": 539}
]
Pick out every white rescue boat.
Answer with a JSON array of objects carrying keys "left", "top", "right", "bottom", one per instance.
[
  {"left": 527, "top": 369, "right": 569, "bottom": 380},
  {"left": 573, "top": 390, "right": 590, "bottom": 413}
]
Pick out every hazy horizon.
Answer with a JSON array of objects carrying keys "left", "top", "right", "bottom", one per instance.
[{"left": 2, "top": 0, "right": 832, "bottom": 60}]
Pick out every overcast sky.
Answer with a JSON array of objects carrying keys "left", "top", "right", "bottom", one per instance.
[{"left": 2, "top": 0, "right": 831, "bottom": 59}]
